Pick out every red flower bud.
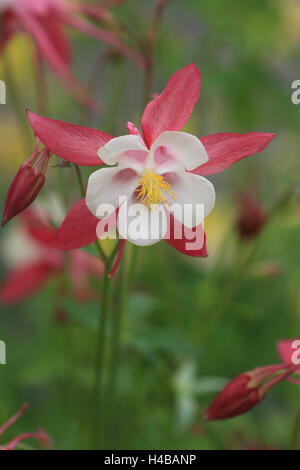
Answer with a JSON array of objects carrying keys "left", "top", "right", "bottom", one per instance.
[
  {"left": 1, "top": 139, "right": 50, "bottom": 227},
  {"left": 236, "top": 192, "right": 267, "bottom": 240},
  {"left": 204, "top": 364, "right": 289, "bottom": 421},
  {"left": 204, "top": 372, "right": 265, "bottom": 421}
]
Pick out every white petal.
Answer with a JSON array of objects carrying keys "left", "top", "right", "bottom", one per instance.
[
  {"left": 97, "top": 135, "right": 148, "bottom": 166},
  {"left": 149, "top": 131, "right": 208, "bottom": 172},
  {"left": 118, "top": 150, "right": 149, "bottom": 173},
  {"left": 117, "top": 199, "right": 167, "bottom": 247},
  {"left": 86, "top": 167, "right": 138, "bottom": 218},
  {"left": 164, "top": 172, "right": 215, "bottom": 228}
]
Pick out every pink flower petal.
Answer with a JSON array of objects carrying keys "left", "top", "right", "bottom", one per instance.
[
  {"left": 165, "top": 212, "right": 208, "bottom": 257},
  {"left": 27, "top": 111, "right": 112, "bottom": 166},
  {"left": 277, "top": 339, "right": 300, "bottom": 374},
  {"left": 141, "top": 63, "right": 201, "bottom": 148},
  {"left": 37, "top": 10, "right": 71, "bottom": 66},
  {"left": 0, "top": 262, "right": 57, "bottom": 304},
  {"left": 193, "top": 132, "right": 276, "bottom": 176},
  {"left": 16, "top": 10, "right": 97, "bottom": 109},
  {"left": 21, "top": 209, "right": 55, "bottom": 247},
  {"left": 52, "top": 199, "right": 99, "bottom": 250},
  {"left": 96, "top": 208, "right": 118, "bottom": 239}
]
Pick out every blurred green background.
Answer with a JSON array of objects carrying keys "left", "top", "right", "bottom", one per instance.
[{"left": 0, "top": 0, "right": 300, "bottom": 450}]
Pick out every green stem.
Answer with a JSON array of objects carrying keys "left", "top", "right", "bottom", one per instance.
[
  {"left": 91, "top": 240, "right": 123, "bottom": 449},
  {"left": 92, "top": 263, "right": 111, "bottom": 449},
  {"left": 94, "top": 240, "right": 109, "bottom": 263},
  {"left": 104, "top": 250, "right": 127, "bottom": 448},
  {"left": 32, "top": 50, "right": 48, "bottom": 116},
  {"left": 142, "top": 0, "right": 168, "bottom": 107},
  {"left": 2, "top": 52, "right": 32, "bottom": 157},
  {"left": 105, "top": 243, "right": 137, "bottom": 448},
  {"left": 291, "top": 402, "right": 300, "bottom": 450},
  {"left": 74, "top": 164, "right": 86, "bottom": 198},
  {"left": 73, "top": 163, "right": 108, "bottom": 262}
]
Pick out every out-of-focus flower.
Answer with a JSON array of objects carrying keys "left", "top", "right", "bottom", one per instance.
[
  {"left": 0, "top": 403, "right": 52, "bottom": 450},
  {"left": 26, "top": 63, "right": 275, "bottom": 267},
  {"left": 250, "top": 260, "right": 283, "bottom": 279},
  {"left": 173, "top": 360, "right": 227, "bottom": 431},
  {"left": 204, "top": 340, "right": 300, "bottom": 421},
  {"left": 0, "top": 0, "right": 143, "bottom": 107},
  {"left": 1, "top": 137, "right": 50, "bottom": 227},
  {"left": 236, "top": 191, "right": 268, "bottom": 240},
  {"left": 0, "top": 208, "right": 104, "bottom": 304}
]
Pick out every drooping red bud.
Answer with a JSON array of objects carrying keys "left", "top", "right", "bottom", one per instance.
[
  {"left": 236, "top": 192, "right": 268, "bottom": 240},
  {"left": 204, "top": 364, "right": 295, "bottom": 421},
  {"left": 1, "top": 139, "right": 50, "bottom": 227},
  {"left": 204, "top": 372, "right": 265, "bottom": 421}
]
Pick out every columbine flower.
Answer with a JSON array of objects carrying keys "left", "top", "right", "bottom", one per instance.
[
  {"left": 236, "top": 191, "right": 268, "bottom": 240},
  {"left": 0, "top": 403, "right": 52, "bottom": 450},
  {"left": 204, "top": 340, "right": 300, "bottom": 421},
  {"left": 0, "top": 208, "right": 104, "bottom": 304},
  {"left": 25, "top": 63, "right": 275, "bottom": 259},
  {"left": 1, "top": 137, "right": 50, "bottom": 227},
  {"left": 86, "top": 122, "right": 216, "bottom": 246},
  {"left": 0, "top": 0, "right": 143, "bottom": 106}
]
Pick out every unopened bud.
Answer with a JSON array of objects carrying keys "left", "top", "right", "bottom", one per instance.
[{"left": 1, "top": 139, "right": 50, "bottom": 227}]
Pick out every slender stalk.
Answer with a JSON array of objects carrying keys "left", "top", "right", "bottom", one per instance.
[
  {"left": 73, "top": 163, "right": 108, "bottom": 262},
  {"left": 143, "top": 0, "right": 169, "bottom": 106},
  {"left": 104, "top": 246, "right": 127, "bottom": 447},
  {"left": 91, "top": 1, "right": 167, "bottom": 450},
  {"left": 74, "top": 164, "right": 86, "bottom": 197},
  {"left": 72, "top": 160, "right": 110, "bottom": 449},
  {"left": 78, "top": 48, "right": 109, "bottom": 126},
  {"left": 2, "top": 51, "right": 32, "bottom": 157},
  {"left": 104, "top": 243, "right": 137, "bottom": 448},
  {"left": 291, "top": 401, "right": 300, "bottom": 450},
  {"left": 101, "top": 59, "right": 125, "bottom": 135},
  {"left": 92, "top": 240, "right": 122, "bottom": 449},
  {"left": 32, "top": 50, "right": 48, "bottom": 116},
  {"left": 92, "top": 263, "right": 111, "bottom": 449},
  {"left": 114, "top": 16, "right": 144, "bottom": 55}
]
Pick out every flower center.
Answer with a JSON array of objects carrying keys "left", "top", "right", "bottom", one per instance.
[{"left": 136, "top": 169, "right": 177, "bottom": 208}]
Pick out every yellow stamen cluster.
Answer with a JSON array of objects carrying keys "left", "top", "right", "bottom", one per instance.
[{"left": 136, "top": 169, "right": 177, "bottom": 208}]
